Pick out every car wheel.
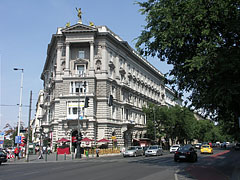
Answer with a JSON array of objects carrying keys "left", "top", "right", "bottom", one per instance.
[{"left": 174, "top": 158, "right": 178, "bottom": 162}]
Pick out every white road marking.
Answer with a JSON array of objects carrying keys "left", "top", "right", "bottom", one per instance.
[{"left": 175, "top": 169, "right": 179, "bottom": 180}]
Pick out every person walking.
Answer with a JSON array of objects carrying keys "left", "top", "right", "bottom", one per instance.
[
  {"left": 14, "top": 147, "right": 19, "bottom": 159},
  {"left": 96, "top": 148, "right": 100, "bottom": 157}
]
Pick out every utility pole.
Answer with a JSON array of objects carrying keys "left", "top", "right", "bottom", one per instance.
[
  {"left": 26, "top": 90, "right": 32, "bottom": 162},
  {"left": 153, "top": 106, "right": 156, "bottom": 144}
]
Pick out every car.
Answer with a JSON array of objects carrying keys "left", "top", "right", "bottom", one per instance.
[
  {"left": 194, "top": 143, "right": 202, "bottom": 149},
  {"left": 235, "top": 143, "right": 240, "bottom": 151},
  {"left": 170, "top": 144, "right": 181, "bottom": 153},
  {"left": 123, "top": 146, "right": 144, "bottom": 157},
  {"left": 174, "top": 145, "right": 198, "bottom": 162},
  {"left": 0, "top": 150, "right": 7, "bottom": 165},
  {"left": 200, "top": 144, "right": 213, "bottom": 154},
  {"left": 145, "top": 145, "right": 163, "bottom": 156}
]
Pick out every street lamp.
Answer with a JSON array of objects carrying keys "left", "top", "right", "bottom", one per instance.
[{"left": 13, "top": 68, "right": 24, "bottom": 147}]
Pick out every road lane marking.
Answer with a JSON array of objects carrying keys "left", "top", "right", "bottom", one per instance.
[
  {"left": 210, "top": 150, "right": 230, "bottom": 158},
  {"left": 175, "top": 169, "right": 179, "bottom": 180},
  {"left": 22, "top": 171, "right": 38, "bottom": 176}
]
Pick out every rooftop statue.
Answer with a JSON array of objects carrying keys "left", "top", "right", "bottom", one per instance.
[{"left": 76, "top": 8, "right": 82, "bottom": 24}]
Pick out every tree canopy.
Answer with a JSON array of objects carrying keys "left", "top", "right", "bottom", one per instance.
[
  {"left": 144, "top": 104, "right": 232, "bottom": 145},
  {"left": 136, "top": 0, "right": 240, "bottom": 137}
]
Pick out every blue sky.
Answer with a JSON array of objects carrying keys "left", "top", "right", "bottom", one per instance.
[{"left": 0, "top": 0, "right": 173, "bottom": 131}]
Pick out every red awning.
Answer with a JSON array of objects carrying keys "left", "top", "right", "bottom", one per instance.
[
  {"left": 97, "top": 138, "right": 110, "bottom": 143},
  {"left": 57, "top": 138, "right": 70, "bottom": 143},
  {"left": 81, "top": 137, "right": 94, "bottom": 142}
]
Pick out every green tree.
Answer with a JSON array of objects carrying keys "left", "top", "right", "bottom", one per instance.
[
  {"left": 144, "top": 104, "right": 198, "bottom": 145},
  {"left": 136, "top": 0, "right": 240, "bottom": 138}
]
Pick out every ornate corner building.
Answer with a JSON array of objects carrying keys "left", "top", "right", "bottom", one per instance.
[{"left": 39, "top": 23, "right": 182, "bottom": 149}]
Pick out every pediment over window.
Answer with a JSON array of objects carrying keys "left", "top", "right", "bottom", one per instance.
[
  {"left": 75, "top": 59, "right": 88, "bottom": 64},
  {"left": 62, "top": 24, "right": 97, "bottom": 33}
]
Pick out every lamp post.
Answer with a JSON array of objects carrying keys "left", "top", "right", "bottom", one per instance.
[
  {"left": 75, "top": 91, "right": 82, "bottom": 159},
  {"left": 14, "top": 68, "right": 24, "bottom": 147}
]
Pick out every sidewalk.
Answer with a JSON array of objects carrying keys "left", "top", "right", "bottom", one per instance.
[{"left": 6, "top": 152, "right": 121, "bottom": 164}]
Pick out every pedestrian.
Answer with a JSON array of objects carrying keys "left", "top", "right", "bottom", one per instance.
[
  {"left": 96, "top": 148, "right": 100, "bottom": 157},
  {"left": 47, "top": 146, "right": 51, "bottom": 154},
  {"left": 38, "top": 148, "right": 43, "bottom": 159},
  {"left": 14, "top": 147, "right": 19, "bottom": 159},
  {"left": 86, "top": 149, "right": 89, "bottom": 158}
]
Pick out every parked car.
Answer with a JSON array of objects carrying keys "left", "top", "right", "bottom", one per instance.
[
  {"left": 145, "top": 145, "right": 163, "bottom": 156},
  {"left": 0, "top": 150, "right": 7, "bottom": 165},
  {"left": 200, "top": 145, "right": 213, "bottom": 154},
  {"left": 170, "top": 144, "right": 181, "bottom": 153},
  {"left": 123, "top": 146, "right": 144, "bottom": 157},
  {"left": 174, "top": 145, "right": 198, "bottom": 162},
  {"left": 235, "top": 143, "right": 240, "bottom": 151}
]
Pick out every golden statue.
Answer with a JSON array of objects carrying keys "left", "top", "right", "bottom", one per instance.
[
  {"left": 66, "top": 22, "right": 70, "bottom": 27},
  {"left": 89, "top": 22, "right": 94, "bottom": 27},
  {"left": 76, "top": 8, "right": 82, "bottom": 24}
]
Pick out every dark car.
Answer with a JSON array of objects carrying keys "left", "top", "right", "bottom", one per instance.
[
  {"left": 0, "top": 150, "right": 7, "bottom": 165},
  {"left": 235, "top": 143, "right": 240, "bottom": 151},
  {"left": 174, "top": 145, "right": 197, "bottom": 162}
]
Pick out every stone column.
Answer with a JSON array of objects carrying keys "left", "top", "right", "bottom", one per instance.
[
  {"left": 115, "top": 55, "right": 120, "bottom": 80},
  {"left": 101, "top": 44, "right": 108, "bottom": 75},
  {"left": 64, "top": 42, "right": 70, "bottom": 75},
  {"left": 56, "top": 43, "right": 62, "bottom": 80},
  {"left": 89, "top": 41, "right": 95, "bottom": 76}
]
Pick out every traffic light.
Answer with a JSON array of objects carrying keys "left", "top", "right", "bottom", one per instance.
[
  {"left": 84, "top": 97, "right": 89, "bottom": 108},
  {"left": 108, "top": 95, "right": 113, "bottom": 106}
]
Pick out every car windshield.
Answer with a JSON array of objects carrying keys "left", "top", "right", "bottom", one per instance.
[
  {"left": 173, "top": 145, "right": 180, "bottom": 148},
  {"left": 178, "top": 146, "right": 190, "bottom": 151},
  {"left": 149, "top": 146, "right": 158, "bottom": 149},
  {"left": 128, "top": 147, "right": 137, "bottom": 150}
]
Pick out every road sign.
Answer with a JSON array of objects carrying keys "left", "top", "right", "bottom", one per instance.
[
  {"left": 0, "top": 140, "right": 4, "bottom": 144},
  {"left": 0, "top": 132, "right": 4, "bottom": 141},
  {"left": 80, "top": 116, "right": 83, "bottom": 120},
  {"left": 15, "top": 136, "right": 22, "bottom": 144}
]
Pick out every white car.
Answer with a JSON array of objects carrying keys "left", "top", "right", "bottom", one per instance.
[
  {"left": 170, "top": 144, "right": 181, "bottom": 153},
  {"left": 145, "top": 145, "right": 163, "bottom": 156}
]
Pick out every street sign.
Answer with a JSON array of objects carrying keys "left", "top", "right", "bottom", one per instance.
[
  {"left": 15, "top": 136, "right": 22, "bottom": 144},
  {"left": 0, "top": 140, "right": 4, "bottom": 144},
  {"left": 0, "top": 132, "right": 4, "bottom": 141}
]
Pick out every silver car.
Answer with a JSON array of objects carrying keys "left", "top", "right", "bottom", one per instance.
[
  {"left": 145, "top": 145, "right": 163, "bottom": 156},
  {"left": 123, "top": 146, "right": 144, "bottom": 157}
]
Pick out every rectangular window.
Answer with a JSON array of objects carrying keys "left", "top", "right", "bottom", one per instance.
[
  {"left": 72, "top": 108, "right": 78, "bottom": 115},
  {"left": 78, "top": 51, "right": 85, "bottom": 59},
  {"left": 76, "top": 65, "right": 85, "bottom": 76}
]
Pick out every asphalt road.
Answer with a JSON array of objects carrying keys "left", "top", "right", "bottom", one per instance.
[{"left": 0, "top": 148, "right": 239, "bottom": 180}]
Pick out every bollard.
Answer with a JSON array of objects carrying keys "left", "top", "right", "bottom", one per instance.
[
  {"left": 45, "top": 153, "right": 47, "bottom": 162},
  {"left": 64, "top": 153, "right": 66, "bottom": 160},
  {"left": 56, "top": 153, "right": 58, "bottom": 161},
  {"left": 72, "top": 153, "right": 74, "bottom": 160}
]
